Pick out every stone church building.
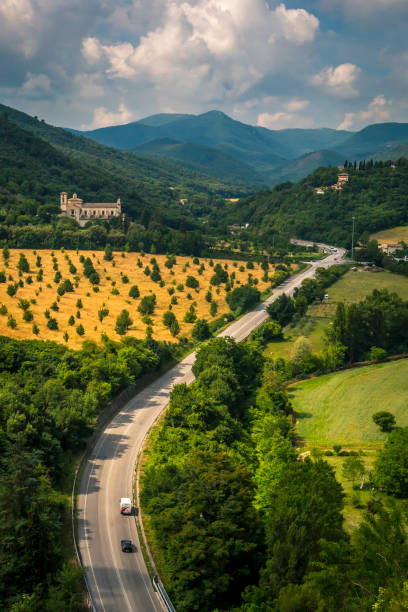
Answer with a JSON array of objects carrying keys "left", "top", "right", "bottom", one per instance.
[{"left": 60, "top": 192, "right": 122, "bottom": 227}]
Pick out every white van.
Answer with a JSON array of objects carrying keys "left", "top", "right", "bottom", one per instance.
[{"left": 120, "top": 497, "right": 132, "bottom": 515}]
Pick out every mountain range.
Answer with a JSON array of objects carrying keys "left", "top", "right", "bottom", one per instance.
[{"left": 73, "top": 111, "right": 408, "bottom": 186}]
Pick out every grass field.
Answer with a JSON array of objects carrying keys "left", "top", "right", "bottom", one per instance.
[
  {"left": 371, "top": 225, "right": 408, "bottom": 244},
  {"left": 291, "top": 359, "right": 408, "bottom": 449},
  {"left": 265, "top": 268, "right": 408, "bottom": 360},
  {"left": 0, "top": 249, "right": 274, "bottom": 348}
]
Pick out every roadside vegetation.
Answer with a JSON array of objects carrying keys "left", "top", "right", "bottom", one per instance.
[{"left": 0, "top": 333, "right": 173, "bottom": 611}]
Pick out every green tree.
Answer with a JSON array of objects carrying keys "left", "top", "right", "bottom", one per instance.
[
  {"left": 192, "top": 319, "right": 211, "bottom": 341},
  {"left": 210, "top": 300, "right": 218, "bottom": 317},
  {"left": 170, "top": 319, "right": 180, "bottom": 337},
  {"left": 342, "top": 455, "right": 365, "bottom": 488},
  {"left": 374, "top": 427, "right": 408, "bottom": 496},
  {"left": 98, "top": 307, "right": 109, "bottom": 322},
  {"left": 115, "top": 310, "right": 133, "bottom": 335},
  {"left": 129, "top": 285, "right": 140, "bottom": 299},
  {"left": 186, "top": 275, "right": 199, "bottom": 289},
  {"left": 373, "top": 411, "right": 396, "bottom": 432},
  {"left": 47, "top": 318, "right": 58, "bottom": 330},
  {"left": 104, "top": 243, "right": 113, "bottom": 261},
  {"left": 17, "top": 253, "right": 30, "bottom": 273},
  {"left": 226, "top": 285, "right": 260, "bottom": 314},
  {"left": 138, "top": 295, "right": 156, "bottom": 315},
  {"left": 76, "top": 324, "right": 85, "bottom": 336},
  {"left": 163, "top": 310, "right": 176, "bottom": 328}
]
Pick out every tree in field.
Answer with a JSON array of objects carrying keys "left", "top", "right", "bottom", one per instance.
[
  {"left": 192, "top": 319, "right": 211, "bottom": 341},
  {"left": 374, "top": 427, "right": 408, "bottom": 496},
  {"left": 184, "top": 306, "right": 197, "bottom": 323},
  {"left": 115, "top": 310, "right": 133, "bottom": 335},
  {"left": 342, "top": 455, "right": 365, "bottom": 488},
  {"left": 186, "top": 275, "right": 199, "bottom": 289},
  {"left": 373, "top": 411, "right": 396, "bottom": 432},
  {"left": 76, "top": 298, "right": 83, "bottom": 309},
  {"left": 47, "top": 318, "right": 58, "bottom": 330},
  {"left": 205, "top": 290, "right": 212, "bottom": 303},
  {"left": 129, "top": 285, "right": 140, "bottom": 299},
  {"left": 68, "top": 315, "right": 75, "bottom": 326},
  {"left": 170, "top": 319, "right": 180, "bottom": 337},
  {"left": 104, "top": 243, "right": 113, "bottom": 261},
  {"left": 291, "top": 336, "right": 312, "bottom": 364},
  {"left": 98, "top": 307, "right": 109, "bottom": 322},
  {"left": 32, "top": 323, "right": 39, "bottom": 335},
  {"left": 17, "top": 253, "right": 29, "bottom": 273},
  {"left": 2, "top": 245, "right": 9, "bottom": 261},
  {"left": 76, "top": 324, "right": 85, "bottom": 336},
  {"left": 138, "top": 295, "right": 156, "bottom": 315},
  {"left": 7, "top": 314, "right": 17, "bottom": 329},
  {"left": 163, "top": 310, "right": 176, "bottom": 329},
  {"left": 210, "top": 300, "right": 218, "bottom": 317}
]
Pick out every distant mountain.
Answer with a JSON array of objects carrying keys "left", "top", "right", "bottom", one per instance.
[
  {"left": 137, "top": 113, "right": 193, "bottom": 127},
  {"left": 0, "top": 103, "right": 247, "bottom": 210},
  {"left": 373, "top": 141, "right": 408, "bottom": 162},
  {"left": 269, "top": 128, "right": 351, "bottom": 158},
  {"left": 267, "top": 149, "right": 345, "bottom": 185},
  {"left": 336, "top": 122, "right": 408, "bottom": 158},
  {"left": 135, "top": 137, "right": 266, "bottom": 186}
]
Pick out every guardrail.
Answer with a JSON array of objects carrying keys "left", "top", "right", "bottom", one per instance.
[
  {"left": 153, "top": 575, "right": 177, "bottom": 612},
  {"left": 72, "top": 453, "right": 97, "bottom": 612}
]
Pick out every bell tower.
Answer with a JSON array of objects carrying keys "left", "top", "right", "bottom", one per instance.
[{"left": 60, "top": 192, "right": 68, "bottom": 211}]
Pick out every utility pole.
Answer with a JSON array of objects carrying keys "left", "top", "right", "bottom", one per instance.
[{"left": 351, "top": 216, "right": 355, "bottom": 260}]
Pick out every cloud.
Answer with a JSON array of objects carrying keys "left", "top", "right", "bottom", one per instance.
[
  {"left": 337, "top": 95, "right": 391, "bottom": 130},
  {"left": 82, "top": 103, "right": 134, "bottom": 130},
  {"left": 19, "top": 73, "right": 51, "bottom": 98},
  {"left": 82, "top": 1, "right": 319, "bottom": 106},
  {"left": 257, "top": 99, "right": 312, "bottom": 129},
  {"left": 312, "top": 63, "right": 361, "bottom": 98}
]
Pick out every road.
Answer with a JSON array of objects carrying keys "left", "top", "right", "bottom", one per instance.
[{"left": 77, "top": 247, "right": 344, "bottom": 612}]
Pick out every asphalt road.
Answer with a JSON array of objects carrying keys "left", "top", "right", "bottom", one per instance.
[{"left": 77, "top": 247, "right": 344, "bottom": 612}]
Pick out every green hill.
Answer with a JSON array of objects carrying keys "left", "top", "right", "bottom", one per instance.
[
  {"left": 135, "top": 138, "right": 265, "bottom": 186},
  {"left": 265, "top": 149, "right": 345, "bottom": 185},
  {"left": 233, "top": 159, "right": 408, "bottom": 246},
  {"left": 0, "top": 103, "right": 247, "bottom": 202},
  {"left": 336, "top": 122, "right": 408, "bottom": 158}
]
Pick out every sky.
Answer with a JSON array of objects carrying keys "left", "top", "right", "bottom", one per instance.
[{"left": 1, "top": 0, "right": 408, "bottom": 132}]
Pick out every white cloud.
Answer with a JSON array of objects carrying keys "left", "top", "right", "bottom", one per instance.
[
  {"left": 82, "top": 1, "right": 319, "bottom": 106},
  {"left": 337, "top": 95, "right": 392, "bottom": 130},
  {"left": 312, "top": 63, "right": 361, "bottom": 98},
  {"left": 83, "top": 103, "right": 134, "bottom": 130},
  {"left": 19, "top": 72, "right": 51, "bottom": 98},
  {"left": 257, "top": 99, "right": 312, "bottom": 129}
]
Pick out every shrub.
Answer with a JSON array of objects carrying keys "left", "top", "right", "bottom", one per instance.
[
  {"left": 184, "top": 307, "right": 197, "bottom": 323},
  {"left": 171, "top": 295, "right": 178, "bottom": 305},
  {"left": 76, "top": 324, "right": 85, "bottom": 336},
  {"left": 170, "top": 319, "right": 180, "bottom": 336},
  {"left": 7, "top": 283, "right": 17, "bottom": 296},
  {"left": 17, "top": 253, "right": 30, "bottom": 273},
  {"left": 0, "top": 271, "right": 5, "bottom": 283},
  {"left": 76, "top": 299, "right": 83, "bottom": 309},
  {"left": 144, "top": 266, "right": 151, "bottom": 276},
  {"left": 205, "top": 290, "right": 212, "bottom": 303},
  {"left": 192, "top": 319, "right": 211, "bottom": 341},
  {"left": 69, "top": 263, "right": 77, "bottom": 274},
  {"left": 210, "top": 301, "right": 218, "bottom": 317},
  {"left": 47, "top": 317, "right": 58, "bottom": 330},
  {"left": 0, "top": 304, "right": 7, "bottom": 315},
  {"left": 32, "top": 323, "right": 39, "bottom": 335},
  {"left": 122, "top": 275, "right": 130, "bottom": 284},
  {"left": 23, "top": 310, "right": 33, "bottom": 322},
  {"left": 26, "top": 276, "right": 33, "bottom": 285},
  {"left": 111, "top": 288, "right": 120, "bottom": 295},
  {"left": 186, "top": 275, "right": 199, "bottom": 289},
  {"left": 372, "top": 411, "right": 396, "bottom": 432},
  {"left": 51, "top": 302, "right": 59, "bottom": 312},
  {"left": 89, "top": 272, "right": 100, "bottom": 285},
  {"left": 176, "top": 283, "right": 184, "bottom": 292},
  {"left": 115, "top": 310, "right": 133, "bottom": 335},
  {"left": 104, "top": 244, "right": 113, "bottom": 261},
  {"left": 7, "top": 315, "right": 17, "bottom": 329},
  {"left": 163, "top": 310, "right": 176, "bottom": 328},
  {"left": 98, "top": 307, "right": 109, "bottom": 322},
  {"left": 129, "top": 285, "right": 140, "bottom": 299},
  {"left": 18, "top": 299, "right": 30, "bottom": 311},
  {"left": 68, "top": 315, "right": 75, "bottom": 326},
  {"left": 54, "top": 271, "right": 62, "bottom": 284},
  {"left": 36, "top": 269, "right": 43, "bottom": 282},
  {"left": 369, "top": 346, "right": 387, "bottom": 361},
  {"left": 138, "top": 294, "right": 157, "bottom": 315}
]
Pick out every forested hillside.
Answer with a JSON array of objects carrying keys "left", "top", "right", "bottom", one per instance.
[{"left": 233, "top": 158, "right": 408, "bottom": 246}]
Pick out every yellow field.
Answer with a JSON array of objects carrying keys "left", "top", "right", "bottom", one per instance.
[
  {"left": 371, "top": 225, "right": 408, "bottom": 245},
  {"left": 0, "top": 249, "right": 273, "bottom": 348}
]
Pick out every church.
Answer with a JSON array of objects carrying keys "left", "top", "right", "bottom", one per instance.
[{"left": 60, "top": 192, "right": 122, "bottom": 227}]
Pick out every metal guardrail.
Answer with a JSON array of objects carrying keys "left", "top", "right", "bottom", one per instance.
[
  {"left": 72, "top": 452, "right": 97, "bottom": 612},
  {"left": 153, "top": 575, "right": 177, "bottom": 612}
]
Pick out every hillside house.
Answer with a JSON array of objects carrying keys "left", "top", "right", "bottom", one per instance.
[
  {"left": 332, "top": 173, "right": 349, "bottom": 190},
  {"left": 60, "top": 192, "right": 122, "bottom": 227}
]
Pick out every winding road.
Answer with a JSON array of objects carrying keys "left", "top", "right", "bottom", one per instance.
[{"left": 77, "top": 246, "right": 345, "bottom": 611}]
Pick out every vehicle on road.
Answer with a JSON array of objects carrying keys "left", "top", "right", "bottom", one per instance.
[
  {"left": 121, "top": 539, "right": 133, "bottom": 553},
  {"left": 120, "top": 497, "right": 132, "bottom": 515}
]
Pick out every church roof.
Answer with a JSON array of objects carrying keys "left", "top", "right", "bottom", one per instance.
[{"left": 82, "top": 202, "right": 119, "bottom": 208}]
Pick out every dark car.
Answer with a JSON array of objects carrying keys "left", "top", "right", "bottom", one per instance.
[{"left": 121, "top": 539, "right": 132, "bottom": 553}]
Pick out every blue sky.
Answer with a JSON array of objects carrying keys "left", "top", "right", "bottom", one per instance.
[{"left": 1, "top": 0, "right": 407, "bottom": 132}]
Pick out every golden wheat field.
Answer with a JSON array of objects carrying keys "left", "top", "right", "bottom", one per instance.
[{"left": 0, "top": 249, "right": 275, "bottom": 348}]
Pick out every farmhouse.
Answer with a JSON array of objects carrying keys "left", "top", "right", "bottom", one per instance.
[
  {"left": 60, "top": 192, "right": 122, "bottom": 227},
  {"left": 332, "top": 173, "right": 349, "bottom": 190}
]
